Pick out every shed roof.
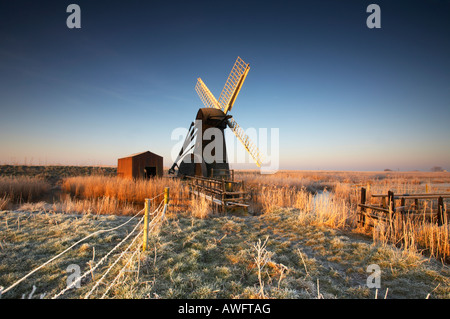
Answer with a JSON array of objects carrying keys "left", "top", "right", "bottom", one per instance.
[{"left": 119, "top": 151, "right": 162, "bottom": 160}]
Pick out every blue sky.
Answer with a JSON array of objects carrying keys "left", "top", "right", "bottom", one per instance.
[{"left": 0, "top": 0, "right": 449, "bottom": 171}]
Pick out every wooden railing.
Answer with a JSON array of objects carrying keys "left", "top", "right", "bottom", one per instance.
[{"left": 185, "top": 175, "right": 249, "bottom": 213}]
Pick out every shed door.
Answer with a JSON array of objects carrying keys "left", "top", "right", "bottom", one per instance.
[{"left": 144, "top": 167, "right": 157, "bottom": 178}]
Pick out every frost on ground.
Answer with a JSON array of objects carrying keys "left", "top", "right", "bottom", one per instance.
[{"left": 0, "top": 209, "right": 449, "bottom": 299}]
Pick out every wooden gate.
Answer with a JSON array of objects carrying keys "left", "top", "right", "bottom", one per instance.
[{"left": 358, "top": 187, "right": 449, "bottom": 226}]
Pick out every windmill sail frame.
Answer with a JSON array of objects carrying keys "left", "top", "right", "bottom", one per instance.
[{"left": 218, "top": 56, "right": 250, "bottom": 114}]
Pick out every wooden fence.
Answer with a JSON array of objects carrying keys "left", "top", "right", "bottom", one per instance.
[{"left": 358, "top": 187, "right": 449, "bottom": 227}]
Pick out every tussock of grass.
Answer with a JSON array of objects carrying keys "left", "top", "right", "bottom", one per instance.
[{"left": 190, "top": 195, "right": 212, "bottom": 219}]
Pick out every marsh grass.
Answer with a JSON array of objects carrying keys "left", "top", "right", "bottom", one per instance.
[
  {"left": 0, "top": 195, "right": 9, "bottom": 210},
  {"left": 62, "top": 176, "right": 188, "bottom": 212},
  {"left": 251, "top": 186, "right": 355, "bottom": 229},
  {"left": 237, "top": 170, "right": 450, "bottom": 190},
  {"left": 0, "top": 176, "right": 50, "bottom": 203},
  {"left": 16, "top": 197, "right": 137, "bottom": 216},
  {"left": 0, "top": 165, "right": 116, "bottom": 184},
  {"left": 370, "top": 215, "right": 450, "bottom": 261}
]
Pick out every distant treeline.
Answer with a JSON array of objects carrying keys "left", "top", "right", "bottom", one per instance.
[{"left": 0, "top": 165, "right": 117, "bottom": 184}]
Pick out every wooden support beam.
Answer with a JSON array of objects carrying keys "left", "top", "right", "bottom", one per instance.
[
  {"left": 360, "top": 212, "right": 388, "bottom": 222},
  {"left": 224, "top": 191, "right": 248, "bottom": 195},
  {"left": 372, "top": 193, "right": 450, "bottom": 198},
  {"left": 226, "top": 202, "right": 249, "bottom": 208},
  {"left": 222, "top": 197, "right": 246, "bottom": 202},
  {"left": 358, "top": 204, "right": 389, "bottom": 213}
]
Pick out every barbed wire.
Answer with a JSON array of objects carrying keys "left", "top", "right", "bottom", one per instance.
[
  {"left": 147, "top": 192, "right": 165, "bottom": 202},
  {"left": 149, "top": 198, "right": 164, "bottom": 216}
]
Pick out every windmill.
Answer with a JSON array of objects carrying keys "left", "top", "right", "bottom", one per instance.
[{"left": 169, "top": 57, "right": 264, "bottom": 178}]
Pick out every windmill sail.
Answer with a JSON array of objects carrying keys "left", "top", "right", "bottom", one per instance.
[
  {"left": 218, "top": 56, "right": 250, "bottom": 114},
  {"left": 195, "top": 78, "right": 221, "bottom": 109},
  {"left": 227, "top": 117, "right": 264, "bottom": 167}
]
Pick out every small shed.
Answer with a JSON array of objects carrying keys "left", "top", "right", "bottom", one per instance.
[{"left": 117, "top": 151, "right": 163, "bottom": 179}]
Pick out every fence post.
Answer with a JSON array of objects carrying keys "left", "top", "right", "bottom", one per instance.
[
  {"left": 164, "top": 187, "right": 170, "bottom": 206},
  {"left": 387, "top": 191, "right": 395, "bottom": 213},
  {"left": 222, "top": 180, "right": 226, "bottom": 213},
  {"left": 142, "top": 198, "right": 150, "bottom": 252},
  {"left": 360, "top": 187, "right": 366, "bottom": 226},
  {"left": 388, "top": 191, "right": 396, "bottom": 231},
  {"left": 437, "top": 196, "right": 443, "bottom": 226},
  {"left": 400, "top": 197, "right": 406, "bottom": 217}
]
